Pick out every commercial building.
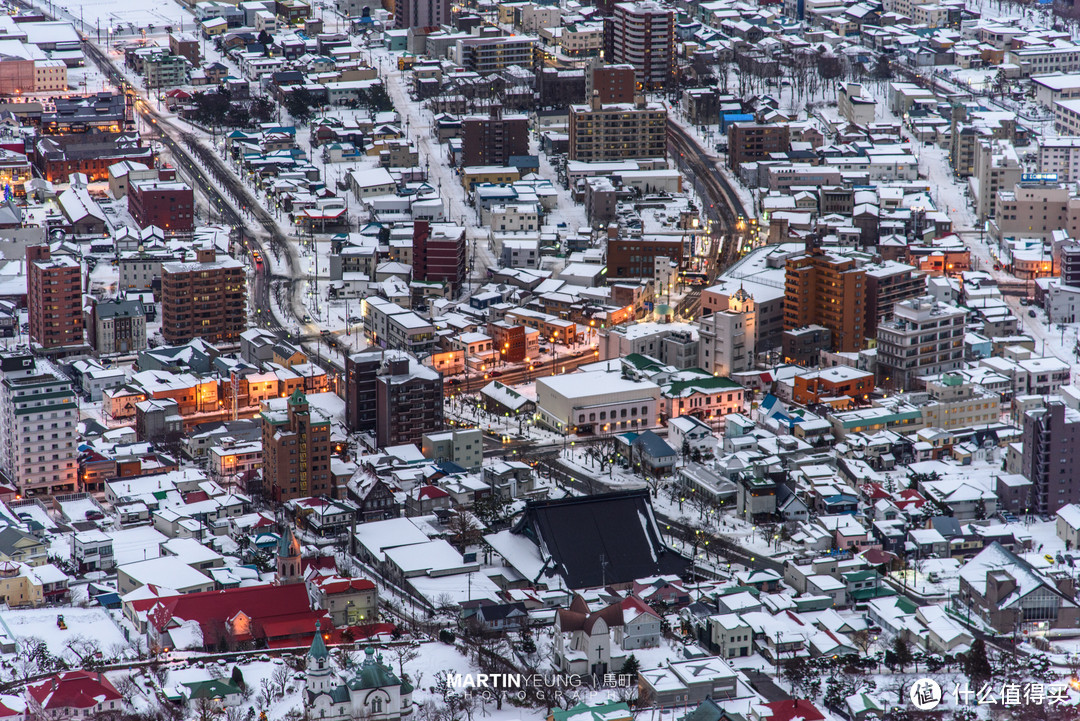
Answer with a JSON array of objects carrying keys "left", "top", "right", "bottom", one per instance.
[
  {"left": 127, "top": 180, "right": 195, "bottom": 236},
  {"left": 535, "top": 369, "right": 661, "bottom": 434},
  {"left": 461, "top": 107, "right": 529, "bottom": 168},
  {"left": 727, "top": 123, "right": 791, "bottom": 171},
  {"left": 27, "top": 245, "right": 83, "bottom": 353},
  {"left": 792, "top": 366, "right": 875, "bottom": 407},
  {"left": 262, "top": 389, "right": 333, "bottom": 503},
  {"left": 412, "top": 221, "right": 466, "bottom": 294},
  {"left": 395, "top": 0, "right": 449, "bottom": 28},
  {"left": 783, "top": 248, "right": 867, "bottom": 353},
  {"left": 0, "top": 352, "right": 78, "bottom": 497},
  {"left": 989, "top": 181, "right": 1080, "bottom": 243},
  {"left": 160, "top": 248, "right": 246, "bottom": 345},
  {"left": 344, "top": 350, "right": 444, "bottom": 447},
  {"left": 1039, "top": 137, "right": 1080, "bottom": 183},
  {"left": 876, "top": 296, "right": 966, "bottom": 390},
  {"left": 603, "top": 2, "right": 674, "bottom": 89},
  {"left": 86, "top": 299, "right": 147, "bottom": 356},
  {"left": 568, "top": 96, "right": 667, "bottom": 162}
]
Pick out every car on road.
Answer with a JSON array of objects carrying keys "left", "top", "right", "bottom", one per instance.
[
  {"left": 1028, "top": 309, "right": 1037, "bottom": 317},
  {"left": 1020, "top": 298, "right": 1030, "bottom": 306},
  {"left": 490, "top": 371, "right": 503, "bottom": 378},
  {"left": 302, "top": 314, "right": 312, "bottom": 323}
]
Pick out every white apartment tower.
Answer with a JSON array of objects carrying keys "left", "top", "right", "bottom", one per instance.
[
  {"left": 699, "top": 288, "right": 757, "bottom": 377},
  {"left": 875, "top": 296, "right": 967, "bottom": 390},
  {"left": 604, "top": 1, "right": 674, "bottom": 89},
  {"left": 0, "top": 352, "right": 78, "bottom": 497}
]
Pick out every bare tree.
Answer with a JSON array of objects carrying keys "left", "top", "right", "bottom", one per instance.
[
  {"left": 271, "top": 664, "right": 291, "bottom": 697},
  {"left": 388, "top": 643, "right": 420, "bottom": 679},
  {"left": 259, "top": 678, "right": 274, "bottom": 708}
]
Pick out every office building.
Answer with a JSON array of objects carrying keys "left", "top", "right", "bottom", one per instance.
[
  {"left": 345, "top": 350, "right": 444, "bottom": 447},
  {"left": 783, "top": 248, "right": 867, "bottom": 353},
  {"left": 27, "top": 245, "right": 83, "bottom": 353},
  {"left": 876, "top": 296, "right": 966, "bottom": 390},
  {"left": 0, "top": 352, "right": 78, "bottom": 497},
  {"left": 262, "top": 389, "right": 333, "bottom": 503},
  {"left": 412, "top": 221, "right": 466, "bottom": 295},
  {"left": 603, "top": 1, "right": 674, "bottom": 89},
  {"left": 1022, "top": 400, "right": 1080, "bottom": 515},
  {"left": 568, "top": 95, "right": 667, "bottom": 161},
  {"left": 461, "top": 107, "right": 529, "bottom": 167},
  {"left": 160, "top": 247, "right": 246, "bottom": 345}
]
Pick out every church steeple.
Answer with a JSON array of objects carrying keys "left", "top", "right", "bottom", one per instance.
[
  {"left": 306, "top": 621, "right": 334, "bottom": 695},
  {"left": 276, "top": 525, "right": 302, "bottom": 585}
]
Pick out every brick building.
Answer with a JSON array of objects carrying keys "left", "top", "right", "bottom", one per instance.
[
  {"left": 34, "top": 134, "right": 153, "bottom": 183},
  {"left": 344, "top": 350, "right": 444, "bottom": 447},
  {"left": 783, "top": 247, "right": 866, "bottom": 353},
  {"left": 727, "top": 123, "right": 791, "bottom": 171},
  {"left": 606, "top": 236, "right": 684, "bottom": 280},
  {"left": 461, "top": 106, "right": 529, "bottom": 167},
  {"left": 160, "top": 248, "right": 246, "bottom": 345},
  {"left": 262, "top": 389, "right": 333, "bottom": 503},
  {"left": 586, "top": 63, "right": 636, "bottom": 104},
  {"left": 413, "top": 221, "right": 466, "bottom": 295},
  {"left": 27, "top": 245, "right": 83, "bottom": 352},
  {"left": 127, "top": 179, "right": 195, "bottom": 236}
]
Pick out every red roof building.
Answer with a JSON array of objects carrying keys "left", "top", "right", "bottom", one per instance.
[
  {"left": 761, "top": 700, "right": 825, "bottom": 721},
  {"left": 27, "top": 671, "right": 123, "bottom": 717},
  {"left": 146, "top": 582, "right": 329, "bottom": 652}
]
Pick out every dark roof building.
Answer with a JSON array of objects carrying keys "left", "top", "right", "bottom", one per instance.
[{"left": 511, "top": 489, "right": 688, "bottom": 589}]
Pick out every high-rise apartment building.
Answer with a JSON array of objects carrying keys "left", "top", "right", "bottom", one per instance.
[
  {"left": 783, "top": 248, "right": 867, "bottom": 353},
  {"left": 395, "top": 0, "right": 449, "bottom": 28},
  {"left": 160, "top": 247, "right": 246, "bottom": 345},
  {"left": 1022, "top": 400, "right": 1080, "bottom": 515},
  {"left": 0, "top": 352, "right": 78, "bottom": 497},
  {"left": 568, "top": 95, "right": 667, "bottom": 161},
  {"left": 875, "top": 296, "right": 966, "bottom": 390},
  {"left": 412, "top": 221, "right": 466, "bottom": 295},
  {"left": 864, "top": 262, "right": 926, "bottom": 337},
  {"left": 603, "top": 1, "right": 674, "bottom": 89},
  {"left": 262, "top": 389, "right": 333, "bottom": 503},
  {"left": 27, "top": 245, "right": 83, "bottom": 353},
  {"left": 461, "top": 106, "right": 529, "bottom": 167},
  {"left": 344, "top": 350, "right": 444, "bottom": 447}
]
